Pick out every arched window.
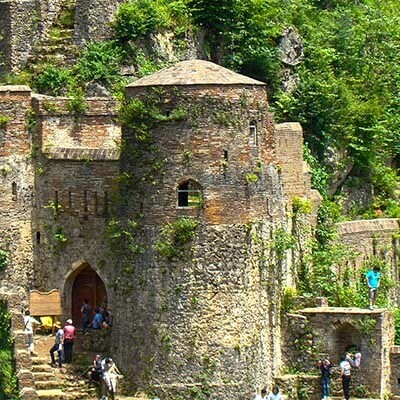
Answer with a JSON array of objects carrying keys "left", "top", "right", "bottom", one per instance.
[
  {"left": 249, "top": 120, "right": 257, "bottom": 146},
  {"left": 178, "top": 180, "right": 202, "bottom": 207}
]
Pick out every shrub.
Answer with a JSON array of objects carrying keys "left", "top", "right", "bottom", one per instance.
[
  {"left": 0, "top": 302, "right": 19, "bottom": 398},
  {"left": 73, "top": 42, "right": 123, "bottom": 85},
  {"left": 114, "top": 0, "right": 169, "bottom": 42},
  {"left": 32, "top": 66, "right": 72, "bottom": 96},
  {"left": 155, "top": 217, "right": 200, "bottom": 259}
]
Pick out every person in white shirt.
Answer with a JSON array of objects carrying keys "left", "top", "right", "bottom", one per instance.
[
  {"left": 340, "top": 355, "right": 351, "bottom": 400},
  {"left": 253, "top": 388, "right": 268, "bottom": 400},
  {"left": 268, "top": 386, "right": 283, "bottom": 400},
  {"left": 23, "top": 310, "right": 41, "bottom": 354}
]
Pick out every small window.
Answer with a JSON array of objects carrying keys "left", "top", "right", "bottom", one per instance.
[
  {"left": 83, "top": 190, "right": 88, "bottom": 212},
  {"left": 104, "top": 191, "right": 109, "bottom": 216},
  {"left": 11, "top": 182, "right": 17, "bottom": 201},
  {"left": 178, "top": 180, "right": 202, "bottom": 207},
  {"left": 249, "top": 120, "right": 257, "bottom": 146},
  {"left": 94, "top": 192, "right": 98, "bottom": 215}
]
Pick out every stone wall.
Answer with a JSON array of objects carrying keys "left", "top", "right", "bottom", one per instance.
[
  {"left": 0, "top": 86, "right": 34, "bottom": 298},
  {"left": 107, "top": 82, "right": 288, "bottom": 399},
  {"left": 391, "top": 346, "right": 400, "bottom": 396},
  {"left": 30, "top": 94, "right": 120, "bottom": 318},
  {"left": 0, "top": 0, "right": 63, "bottom": 73},
  {"left": 123, "top": 84, "right": 278, "bottom": 226},
  {"left": 299, "top": 307, "right": 394, "bottom": 398},
  {"left": 74, "top": 0, "right": 119, "bottom": 44}
]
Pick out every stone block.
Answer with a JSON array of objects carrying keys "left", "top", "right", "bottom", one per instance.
[
  {"left": 20, "top": 387, "right": 39, "bottom": 400},
  {"left": 18, "top": 368, "right": 35, "bottom": 387}
]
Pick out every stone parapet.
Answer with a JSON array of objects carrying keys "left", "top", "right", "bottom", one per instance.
[{"left": 337, "top": 218, "right": 400, "bottom": 235}]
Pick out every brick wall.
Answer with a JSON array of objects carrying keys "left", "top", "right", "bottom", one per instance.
[{"left": 124, "top": 84, "right": 278, "bottom": 225}]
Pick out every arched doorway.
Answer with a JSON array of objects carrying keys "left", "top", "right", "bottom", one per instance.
[
  {"left": 332, "top": 322, "right": 361, "bottom": 363},
  {"left": 71, "top": 264, "right": 107, "bottom": 328}
]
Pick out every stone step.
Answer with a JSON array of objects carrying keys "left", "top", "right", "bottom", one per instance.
[
  {"left": 37, "top": 388, "right": 71, "bottom": 400},
  {"left": 32, "top": 371, "right": 56, "bottom": 380},
  {"left": 35, "top": 380, "right": 60, "bottom": 390},
  {"left": 32, "top": 356, "right": 50, "bottom": 365},
  {"left": 31, "top": 364, "right": 54, "bottom": 373}
]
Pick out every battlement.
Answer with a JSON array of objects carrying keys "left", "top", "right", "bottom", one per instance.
[{"left": 32, "top": 95, "right": 121, "bottom": 160}]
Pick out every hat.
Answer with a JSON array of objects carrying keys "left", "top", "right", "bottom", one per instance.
[{"left": 66, "top": 319, "right": 73, "bottom": 324}]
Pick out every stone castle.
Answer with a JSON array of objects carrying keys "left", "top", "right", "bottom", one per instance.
[
  {"left": 1, "top": 1, "right": 400, "bottom": 399},
  {"left": 0, "top": 58, "right": 321, "bottom": 398}
]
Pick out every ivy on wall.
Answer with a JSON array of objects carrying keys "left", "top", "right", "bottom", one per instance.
[{"left": 0, "top": 301, "right": 19, "bottom": 399}]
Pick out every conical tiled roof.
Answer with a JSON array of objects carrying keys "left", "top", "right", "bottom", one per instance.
[{"left": 127, "top": 59, "right": 265, "bottom": 87}]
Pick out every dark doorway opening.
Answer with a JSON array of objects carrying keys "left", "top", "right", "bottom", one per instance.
[{"left": 71, "top": 264, "right": 106, "bottom": 329}]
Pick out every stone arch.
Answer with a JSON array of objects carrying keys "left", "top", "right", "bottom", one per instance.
[
  {"left": 332, "top": 322, "right": 362, "bottom": 363},
  {"left": 63, "top": 260, "right": 107, "bottom": 327}
]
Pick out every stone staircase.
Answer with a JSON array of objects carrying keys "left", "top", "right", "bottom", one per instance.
[
  {"left": 21, "top": 332, "right": 150, "bottom": 400},
  {"left": 27, "top": 0, "right": 80, "bottom": 75},
  {"left": 30, "top": 335, "right": 98, "bottom": 399}
]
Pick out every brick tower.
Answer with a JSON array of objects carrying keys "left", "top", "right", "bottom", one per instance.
[{"left": 111, "top": 60, "right": 288, "bottom": 399}]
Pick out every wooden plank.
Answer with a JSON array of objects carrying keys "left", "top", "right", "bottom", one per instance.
[{"left": 29, "top": 289, "right": 62, "bottom": 316}]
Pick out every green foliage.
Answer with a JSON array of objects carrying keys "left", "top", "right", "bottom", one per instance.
[
  {"left": 155, "top": 217, "right": 200, "bottom": 259},
  {"left": 73, "top": 41, "right": 123, "bottom": 86},
  {"left": 114, "top": 0, "right": 169, "bottom": 42},
  {"left": 273, "top": 226, "right": 296, "bottom": 257},
  {"left": 32, "top": 65, "right": 71, "bottom": 96},
  {"left": 0, "top": 249, "right": 8, "bottom": 270},
  {"left": 282, "top": 287, "right": 298, "bottom": 313},
  {"left": 54, "top": 227, "right": 67, "bottom": 243},
  {"left": 0, "top": 302, "right": 19, "bottom": 399},
  {"left": 0, "top": 115, "right": 10, "bottom": 129},
  {"left": 394, "top": 308, "right": 400, "bottom": 345},
  {"left": 245, "top": 173, "right": 258, "bottom": 183},
  {"left": 105, "top": 218, "right": 144, "bottom": 255},
  {"left": 44, "top": 200, "right": 62, "bottom": 218},
  {"left": 272, "top": 1, "right": 400, "bottom": 205},
  {"left": 292, "top": 196, "right": 312, "bottom": 215},
  {"left": 66, "top": 87, "right": 89, "bottom": 117},
  {"left": 302, "top": 144, "right": 329, "bottom": 196}
]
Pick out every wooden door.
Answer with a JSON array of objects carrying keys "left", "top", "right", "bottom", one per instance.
[{"left": 71, "top": 264, "right": 106, "bottom": 328}]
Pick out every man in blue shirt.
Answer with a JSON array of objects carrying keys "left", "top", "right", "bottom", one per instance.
[
  {"left": 366, "top": 266, "right": 381, "bottom": 310},
  {"left": 91, "top": 308, "right": 105, "bottom": 329}
]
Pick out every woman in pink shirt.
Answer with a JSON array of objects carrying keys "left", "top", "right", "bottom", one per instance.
[{"left": 63, "top": 319, "right": 76, "bottom": 363}]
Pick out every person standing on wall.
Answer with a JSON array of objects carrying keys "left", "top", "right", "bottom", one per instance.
[
  {"left": 63, "top": 319, "right": 76, "bottom": 363},
  {"left": 23, "top": 310, "right": 41, "bottom": 355},
  {"left": 366, "top": 265, "right": 381, "bottom": 310},
  {"left": 318, "top": 357, "right": 332, "bottom": 400},
  {"left": 339, "top": 355, "right": 351, "bottom": 400}
]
